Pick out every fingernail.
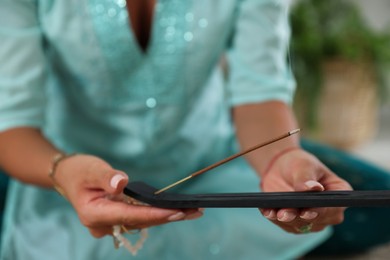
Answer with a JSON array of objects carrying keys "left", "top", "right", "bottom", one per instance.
[
  {"left": 300, "top": 211, "right": 319, "bottom": 220},
  {"left": 110, "top": 174, "right": 126, "bottom": 189},
  {"left": 263, "top": 209, "right": 276, "bottom": 220},
  {"left": 262, "top": 209, "right": 270, "bottom": 217},
  {"left": 168, "top": 212, "right": 186, "bottom": 221},
  {"left": 185, "top": 211, "right": 203, "bottom": 220},
  {"left": 305, "top": 181, "right": 324, "bottom": 191},
  {"left": 278, "top": 211, "right": 296, "bottom": 222}
]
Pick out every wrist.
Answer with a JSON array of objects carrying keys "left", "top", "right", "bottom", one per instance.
[{"left": 48, "top": 153, "right": 78, "bottom": 198}]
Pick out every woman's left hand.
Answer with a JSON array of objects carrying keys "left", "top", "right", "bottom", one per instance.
[{"left": 259, "top": 148, "right": 352, "bottom": 234}]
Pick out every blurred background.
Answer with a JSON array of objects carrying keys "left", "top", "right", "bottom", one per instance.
[
  {"left": 290, "top": 0, "right": 390, "bottom": 171},
  {"left": 290, "top": 2, "right": 390, "bottom": 258}
]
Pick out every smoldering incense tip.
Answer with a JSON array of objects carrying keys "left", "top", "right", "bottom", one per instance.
[{"left": 289, "top": 129, "right": 300, "bottom": 135}]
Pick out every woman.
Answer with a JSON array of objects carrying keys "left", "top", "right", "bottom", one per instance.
[{"left": 0, "top": 0, "right": 350, "bottom": 259}]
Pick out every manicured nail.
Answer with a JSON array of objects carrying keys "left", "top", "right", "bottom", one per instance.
[
  {"left": 300, "top": 211, "right": 319, "bottom": 220},
  {"left": 262, "top": 209, "right": 270, "bottom": 217},
  {"left": 110, "top": 174, "right": 126, "bottom": 189},
  {"left": 278, "top": 211, "right": 296, "bottom": 222},
  {"left": 263, "top": 209, "right": 276, "bottom": 220},
  {"left": 305, "top": 181, "right": 324, "bottom": 191},
  {"left": 168, "top": 212, "right": 186, "bottom": 221},
  {"left": 185, "top": 211, "right": 203, "bottom": 220}
]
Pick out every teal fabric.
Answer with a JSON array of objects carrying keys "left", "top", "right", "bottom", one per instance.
[{"left": 0, "top": 1, "right": 330, "bottom": 259}]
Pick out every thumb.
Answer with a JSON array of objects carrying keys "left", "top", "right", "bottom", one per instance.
[
  {"left": 102, "top": 170, "right": 129, "bottom": 195},
  {"left": 302, "top": 180, "right": 325, "bottom": 192},
  {"left": 293, "top": 170, "right": 324, "bottom": 192}
]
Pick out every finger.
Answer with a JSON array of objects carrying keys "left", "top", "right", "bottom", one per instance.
[
  {"left": 80, "top": 199, "right": 201, "bottom": 229},
  {"left": 286, "top": 155, "right": 326, "bottom": 192},
  {"left": 276, "top": 208, "right": 298, "bottom": 223},
  {"left": 260, "top": 207, "right": 321, "bottom": 234},
  {"left": 263, "top": 207, "right": 340, "bottom": 234},
  {"left": 299, "top": 207, "right": 322, "bottom": 222},
  {"left": 87, "top": 209, "right": 204, "bottom": 237},
  {"left": 303, "top": 180, "right": 325, "bottom": 191},
  {"left": 302, "top": 207, "right": 345, "bottom": 226},
  {"left": 109, "top": 170, "right": 129, "bottom": 194},
  {"left": 259, "top": 208, "right": 277, "bottom": 220},
  {"left": 325, "top": 207, "right": 346, "bottom": 225},
  {"left": 264, "top": 215, "right": 312, "bottom": 234},
  {"left": 319, "top": 168, "right": 353, "bottom": 191},
  {"left": 292, "top": 168, "right": 325, "bottom": 192},
  {"left": 278, "top": 213, "right": 321, "bottom": 234},
  {"left": 182, "top": 208, "right": 205, "bottom": 220},
  {"left": 293, "top": 222, "right": 324, "bottom": 234},
  {"left": 277, "top": 209, "right": 318, "bottom": 234},
  {"left": 89, "top": 226, "right": 113, "bottom": 238},
  {"left": 118, "top": 205, "right": 203, "bottom": 226},
  {"left": 85, "top": 166, "right": 129, "bottom": 195}
]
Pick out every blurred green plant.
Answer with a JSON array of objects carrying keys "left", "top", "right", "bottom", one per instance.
[{"left": 290, "top": 0, "right": 390, "bottom": 129}]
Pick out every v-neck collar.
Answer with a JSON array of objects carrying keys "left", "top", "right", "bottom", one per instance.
[
  {"left": 126, "top": 0, "right": 158, "bottom": 56},
  {"left": 88, "top": 0, "right": 192, "bottom": 101},
  {"left": 89, "top": 0, "right": 192, "bottom": 63},
  {"left": 127, "top": 12, "right": 158, "bottom": 59},
  {"left": 84, "top": 0, "right": 235, "bottom": 107}
]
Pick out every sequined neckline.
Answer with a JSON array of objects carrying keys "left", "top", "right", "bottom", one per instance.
[
  {"left": 126, "top": 0, "right": 160, "bottom": 57},
  {"left": 86, "top": 0, "right": 224, "bottom": 107},
  {"left": 87, "top": 0, "right": 192, "bottom": 104},
  {"left": 126, "top": 0, "right": 157, "bottom": 55}
]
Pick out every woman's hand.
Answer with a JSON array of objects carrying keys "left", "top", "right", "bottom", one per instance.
[
  {"left": 259, "top": 148, "right": 352, "bottom": 234},
  {"left": 53, "top": 154, "right": 203, "bottom": 238}
]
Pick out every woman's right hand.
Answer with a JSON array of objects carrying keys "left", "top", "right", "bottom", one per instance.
[{"left": 53, "top": 154, "right": 203, "bottom": 238}]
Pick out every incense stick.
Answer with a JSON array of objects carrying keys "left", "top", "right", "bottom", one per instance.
[{"left": 154, "top": 129, "right": 300, "bottom": 194}]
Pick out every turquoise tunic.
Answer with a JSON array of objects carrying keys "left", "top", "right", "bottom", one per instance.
[{"left": 0, "top": 0, "right": 330, "bottom": 259}]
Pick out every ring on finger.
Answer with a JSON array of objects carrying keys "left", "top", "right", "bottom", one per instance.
[{"left": 296, "top": 223, "right": 313, "bottom": 234}]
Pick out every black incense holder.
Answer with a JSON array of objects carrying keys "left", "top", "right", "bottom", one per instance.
[{"left": 124, "top": 181, "right": 390, "bottom": 208}]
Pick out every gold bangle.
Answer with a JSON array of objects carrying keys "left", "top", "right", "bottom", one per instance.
[{"left": 48, "top": 153, "right": 77, "bottom": 198}]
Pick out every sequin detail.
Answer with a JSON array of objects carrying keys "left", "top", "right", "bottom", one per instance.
[{"left": 87, "top": 0, "right": 232, "bottom": 107}]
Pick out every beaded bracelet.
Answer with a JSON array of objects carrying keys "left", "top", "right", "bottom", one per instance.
[
  {"left": 113, "top": 224, "right": 148, "bottom": 255},
  {"left": 48, "top": 153, "right": 78, "bottom": 198},
  {"left": 112, "top": 194, "right": 149, "bottom": 255}
]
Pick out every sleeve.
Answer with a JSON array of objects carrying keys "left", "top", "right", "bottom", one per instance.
[
  {"left": 226, "top": 0, "right": 296, "bottom": 107},
  {"left": 0, "top": 0, "right": 47, "bottom": 132}
]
